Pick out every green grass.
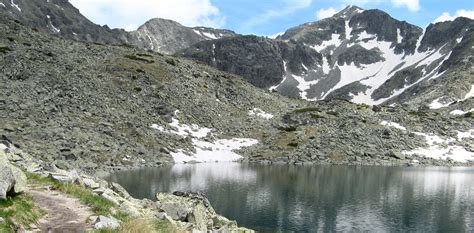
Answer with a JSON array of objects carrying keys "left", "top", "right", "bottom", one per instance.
[
  {"left": 0, "top": 194, "right": 45, "bottom": 233},
  {"left": 24, "top": 173, "right": 178, "bottom": 232},
  {"left": 294, "top": 107, "right": 321, "bottom": 113},
  {"left": 124, "top": 54, "right": 155, "bottom": 63},
  {"left": 27, "top": 173, "right": 115, "bottom": 216},
  {"left": 136, "top": 53, "right": 153, "bottom": 58},
  {"left": 326, "top": 111, "right": 340, "bottom": 117}
]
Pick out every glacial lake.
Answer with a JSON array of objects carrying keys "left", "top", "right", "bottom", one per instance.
[{"left": 107, "top": 163, "right": 474, "bottom": 232}]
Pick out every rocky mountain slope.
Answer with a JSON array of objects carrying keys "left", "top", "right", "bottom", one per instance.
[
  {"left": 1, "top": 11, "right": 473, "bottom": 169},
  {"left": 0, "top": 12, "right": 295, "bottom": 171},
  {"left": 0, "top": 0, "right": 235, "bottom": 54},
  {"left": 180, "top": 6, "right": 474, "bottom": 107},
  {"left": 0, "top": 0, "right": 132, "bottom": 44},
  {"left": 3, "top": 1, "right": 470, "bottom": 108},
  {"left": 131, "top": 18, "right": 236, "bottom": 54}
]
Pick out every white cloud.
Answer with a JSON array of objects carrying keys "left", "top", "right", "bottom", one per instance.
[
  {"left": 434, "top": 9, "right": 474, "bottom": 23},
  {"left": 316, "top": 7, "right": 338, "bottom": 19},
  {"left": 342, "top": 0, "right": 419, "bottom": 11},
  {"left": 391, "top": 0, "right": 420, "bottom": 12},
  {"left": 69, "top": 0, "right": 225, "bottom": 31},
  {"left": 240, "top": 0, "right": 312, "bottom": 33},
  {"left": 342, "top": 0, "right": 382, "bottom": 6}
]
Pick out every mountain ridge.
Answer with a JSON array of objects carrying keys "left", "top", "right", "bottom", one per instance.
[
  {"left": 180, "top": 6, "right": 473, "bottom": 107},
  {"left": 1, "top": 1, "right": 472, "bottom": 108}
]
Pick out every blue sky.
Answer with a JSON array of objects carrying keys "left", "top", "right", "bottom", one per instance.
[{"left": 70, "top": 0, "right": 474, "bottom": 35}]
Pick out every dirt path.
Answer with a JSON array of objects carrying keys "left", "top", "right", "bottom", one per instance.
[{"left": 27, "top": 186, "right": 94, "bottom": 233}]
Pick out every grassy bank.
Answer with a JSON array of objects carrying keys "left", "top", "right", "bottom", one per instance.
[{"left": 0, "top": 173, "right": 176, "bottom": 232}]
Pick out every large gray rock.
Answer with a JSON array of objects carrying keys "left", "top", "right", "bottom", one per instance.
[
  {"left": 93, "top": 216, "right": 121, "bottom": 230},
  {"left": 156, "top": 192, "right": 245, "bottom": 232},
  {"left": 0, "top": 151, "right": 27, "bottom": 199}
]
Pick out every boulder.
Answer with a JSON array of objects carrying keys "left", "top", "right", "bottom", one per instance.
[
  {"left": 82, "top": 178, "right": 100, "bottom": 189},
  {"left": 156, "top": 191, "right": 246, "bottom": 232},
  {"left": 0, "top": 151, "right": 27, "bottom": 199},
  {"left": 157, "top": 192, "right": 211, "bottom": 231},
  {"left": 109, "top": 182, "right": 131, "bottom": 199},
  {"left": 49, "top": 169, "right": 83, "bottom": 184},
  {"left": 93, "top": 215, "right": 121, "bottom": 230},
  {"left": 387, "top": 151, "right": 406, "bottom": 160}
]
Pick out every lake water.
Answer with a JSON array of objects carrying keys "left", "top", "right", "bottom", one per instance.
[{"left": 106, "top": 163, "right": 474, "bottom": 232}]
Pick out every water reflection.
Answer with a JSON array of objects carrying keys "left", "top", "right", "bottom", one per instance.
[{"left": 107, "top": 164, "right": 474, "bottom": 232}]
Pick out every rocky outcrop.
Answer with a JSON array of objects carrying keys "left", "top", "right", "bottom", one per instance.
[
  {"left": 131, "top": 18, "right": 236, "bottom": 54},
  {"left": 157, "top": 191, "right": 248, "bottom": 232},
  {"left": 179, "top": 35, "right": 321, "bottom": 89},
  {"left": 93, "top": 216, "right": 121, "bottom": 230},
  {"left": 240, "top": 98, "right": 474, "bottom": 166},
  {"left": 0, "top": 146, "right": 27, "bottom": 199}
]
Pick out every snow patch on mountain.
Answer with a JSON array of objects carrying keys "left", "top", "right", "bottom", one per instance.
[
  {"left": 172, "top": 138, "right": 258, "bottom": 163},
  {"left": 380, "top": 121, "right": 406, "bottom": 130},
  {"left": 429, "top": 85, "right": 474, "bottom": 109},
  {"left": 151, "top": 111, "right": 212, "bottom": 138},
  {"left": 429, "top": 97, "right": 453, "bottom": 109},
  {"left": 151, "top": 110, "right": 259, "bottom": 163},
  {"left": 311, "top": 34, "right": 342, "bottom": 52},
  {"left": 10, "top": 0, "right": 21, "bottom": 12},
  {"left": 322, "top": 57, "right": 331, "bottom": 74},
  {"left": 193, "top": 29, "right": 222, "bottom": 40},
  {"left": 345, "top": 36, "right": 450, "bottom": 104},
  {"left": 397, "top": 29, "right": 403, "bottom": 43},
  {"left": 464, "top": 85, "right": 474, "bottom": 100},
  {"left": 46, "top": 15, "right": 60, "bottom": 33},
  {"left": 248, "top": 108, "right": 274, "bottom": 119},
  {"left": 345, "top": 21, "right": 352, "bottom": 40},
  {"left": 269, "top": 61, "right": 289, "bottom": 91},
  {"left": 403, "top": 131, "right": 474, "bottom": 162},
  {"left": 450, "top": 109, "right": 474, "bottom": 115}
]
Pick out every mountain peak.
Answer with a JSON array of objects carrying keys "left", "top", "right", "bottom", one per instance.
[{"left": 334, "top": 5, "right": 364, "bottom": 19}]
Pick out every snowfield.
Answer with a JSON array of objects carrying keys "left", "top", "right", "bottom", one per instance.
[
  {"left": 381, "top": 121, "right": 474, "bottom": 162},
  {"left": 151, "top": 110, "right": 258, "bottom": 163}
]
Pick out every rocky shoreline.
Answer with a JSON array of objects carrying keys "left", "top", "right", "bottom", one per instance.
[{"left": 1, "top": 142, "right": 254, "bottom": 232}]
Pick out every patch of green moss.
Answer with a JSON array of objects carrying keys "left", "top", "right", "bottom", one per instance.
[
  {"left": 294, "top": 107, "right": 321, "bottom": 113},
  {"left": 326, "top": 111, "right": 339, "bottom": 117},
  {"left": 165, "top": 58, "right": 177, "bottom": 66},
  {"left": 124, "top": 54, "right": 154, "bottom": 63},
  {"left": 136, "top": 53, "right": 153, "bottom": 58}
]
